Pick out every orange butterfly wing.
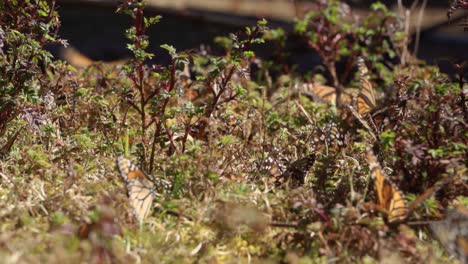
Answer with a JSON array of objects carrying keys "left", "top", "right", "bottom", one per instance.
[
  {"left": 303, "top": 84, "right": 355, "bottom": 105},
  {"left": 367, "top": 150, "right": 408, "bottom": 223},
  {"left": 117, "top": 156, "right": 165, "bottom": 222},
  {"left": 357, "top": 58, "right": 376, "bottom": 115},
  {"left": 304, "top": 84, "right": 337, "bottom": 103},
  {"left": 61, "top": 46, "right": 128, "bottom": 68},
  {"left": 303, "top": 58, "right": 374, "bottom": 113}
]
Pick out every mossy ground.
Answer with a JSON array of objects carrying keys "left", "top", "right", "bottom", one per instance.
[{"left": 0, "top": 1, "right": 466, "bottom": 263}]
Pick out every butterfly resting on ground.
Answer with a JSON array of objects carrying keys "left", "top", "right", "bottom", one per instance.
[
  {"left": 367, "top": 150, "right": 408, "bottom": 223},
  {"left": 116, "top": 156, "right": 171, "bottom": 222},
  {"left": 356, "top": 57, "right": 376, "bottom": 116},
  {"left": 258, "top": 146, "right": 316, "bottom": 188},
  {"left": 302, "top": 84, "right": 355, "bottom": 107},
  {"left": 303, "top": 57, "right": 376, "bottom": 116},
  {"left": 279, "top": 152, "right": 316, "bottom": 187},
  {"left": 265, "top": 122, "right": 342, "bottom": 187},
  {"left": 366, "top": 150, "right": 450, "bottom": 223}
]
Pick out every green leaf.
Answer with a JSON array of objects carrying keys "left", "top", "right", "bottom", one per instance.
[
  {"left": 161, "top": 44, "right": 177, "bottom": 58},
  {"left": 243, "top": 51, "right": 255, "bottom": 58},
  {"left": 245, "top": 27, "right": 252, "bottom": 36},
  {"left": 221, "top": 135, "right": 239, "bottom": 145},
  {"left": 257, "top": 19, "right": 268, "bottom": 26}
]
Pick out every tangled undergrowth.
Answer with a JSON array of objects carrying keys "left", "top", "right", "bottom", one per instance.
[{"left": 0, "top": 0, "right": 467, "bottom": 263}]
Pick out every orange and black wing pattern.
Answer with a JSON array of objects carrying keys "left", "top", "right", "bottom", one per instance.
[
  {"left": 431, "top": 206, "right": 468, "bottom": 264},
  {"left": 367, "top": 150, "right": 408, "bottom": 223},
  {"left": 61, "top": 46, "right": 128, "bottom": 68},
  {"left": 116, "top": 156, "right": 171, "bottom": 222},
  {"left": 357, "top": 58, "right": 376, "bottom": 115},
  {"left": 303, "top": 84, "right": 338, "bottom": 104},
  {"left": 302, "top": 83, "right": 354, "bottom": 105}
]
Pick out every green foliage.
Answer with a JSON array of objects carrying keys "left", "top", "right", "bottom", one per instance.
[
  {"left": 380, "top": 130, "right": 395, "bottom": 150},
  {"left": 294, "top": 0, "right": 404, "bottom": 90},
  {"left": 0, "top": 0, "right": 64, "bottom": 133},
  {"left": 0, "top": 1, "right": 465, "bottom": 263},
  {"left": 51, "top": 212, "right": 70, "bottom": 226}
]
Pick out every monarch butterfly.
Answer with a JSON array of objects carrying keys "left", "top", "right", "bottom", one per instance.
[
  {"left": 356, "top": 57, "right": 376, "bottom": 116},
  {"left": 302, "top": 58, "right": 376, "bottom": 115},
  {"left": 366, "top": 150, "right": 450, "bottom": 223},
  {"left": 430, "top": 206, "right": 468, "bottom": 264},
  {"left": 116, "top": 156, "right": 171, "bottom": 222},
  {"left": 367, "top": 150, "right": 408, "bottom": 223},
  {"left": 60, "top": 46, "right": 128, "bottom": 68},
  {"left": 302, "top": 83, "right": 355, "bottom": 106}
]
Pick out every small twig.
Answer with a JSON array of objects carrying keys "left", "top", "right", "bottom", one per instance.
[
  {"left": 406, "top": 220, "right": 432, "bottom": 226},
  {"left": 218, "top": 93, "right": 239, "bottom": 105},
  {"left": 163, "top": 122, "right": 178, "bottom": 153},
  {"left": 145, "top": 117, "right": 156, "bottom": 129},
  {"left": 149, "top": 120, "right": 161, "bottom": 174},
  {"left": 269, "top": 221, "right": 299, "bottom": 228},
  {"left": 347, "top": 105, "right": 378, "bottom": 142},
  {"left": 143, "top": 85, "right": 162, "bottom": 106},
  {"left": 294, "top": 100, "right": 315, "bottom": 126},
  {"left": 163, "top": 209, "right": 194, "bottom": 221},
  {"left": 204, "top": 67, "right": 236, "bottom": 118},
  {"left": 318, "top": 231, "right": 331, "bottom": 255},
  {"left": 401, "top": 9, "right": 411, "bottom": 65},
  {"left": 181, "top": 120, "right": 192, "bottom": 153},
  {"left": 127, "top": 100, "right": 142, "bottom": 115},
  {"left": 413, "top": 0, "right": 427, "bottom": 57},
  {"left": 314, "top": 208, "right": 333, "bottom": 229}
]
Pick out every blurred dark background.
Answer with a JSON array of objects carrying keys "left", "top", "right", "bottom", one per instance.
[{"left": 50, "top": 0, "right": 468, "bottom": 75}]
